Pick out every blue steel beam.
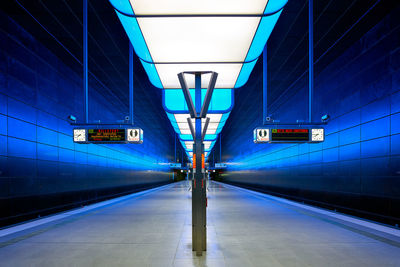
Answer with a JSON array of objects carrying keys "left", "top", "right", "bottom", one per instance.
[
  {"left": 83, "top": 0, "right": 88, "bottom": 123},
  {"left": 129, "top": 43, "right": 134, "bottom": 125},
  {"left": 309, "top": 0, "right": 314, "bottom": 123},
  {"left": 200, "top": 72, "right": 218, "bottom": 118},
  {"left": 178, "top": 73, "right": 196, "bottom": 118},
  {"left": 263, "top": 45, "right": 268, "bottom": 125}
]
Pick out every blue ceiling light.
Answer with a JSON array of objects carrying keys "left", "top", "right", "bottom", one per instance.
[
  {"left": 110, "top": 0, "right": 287, "bottom": 161},
  {"left": 163, "top": 89, "right": 233, "bottom": 114},
  {"left": 166, "top": 111, "right": 230, "bottom": 154},
  {"left": 179, "top": 134, "right": 218, "bottom": 142},
  {"left": 110, "top": 0, "right": 287, "bottom": 89},
  {"left": 163, "top": 88, "right": 232, "bottom": 160}
]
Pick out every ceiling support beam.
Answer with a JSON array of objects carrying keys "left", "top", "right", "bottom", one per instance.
[
  {"left": 129, "top": 43, "right": 134, "bottom": 125},
  {"left": 200, "top": 72, "right": 218, "bottom": 118},
  {"left": 309, "top": 0, "right": 314, "bottom": 123},
  {"left": 83, "top": 0, "right": 88, "bottom": 123},
  {"left": 202, "top": 117, "right": 210, "bottom": 142},
  {"left": 187, "top": 118, "right": 196, "bottom": 141},
  {"left": 178, "top": 73, "right": 196, "bottom": 118}
]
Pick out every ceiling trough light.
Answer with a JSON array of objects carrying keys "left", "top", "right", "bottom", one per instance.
[{"left": 109, "top": 0, "right": 287, "bottom": 161}]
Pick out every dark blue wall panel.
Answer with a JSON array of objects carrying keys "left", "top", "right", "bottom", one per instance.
[
  {"left": 219, "top": 7, "right": 400, "bottom": 225},
  {"left": 0, "top": 11, "right": 174, "bottom": 226}
]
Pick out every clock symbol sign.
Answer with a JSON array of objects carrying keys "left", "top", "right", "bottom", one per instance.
[
  {"left": 311, "top": 129, "right": 324, "bottom": 142},
  {"left": 73, "top": 129, "right": 86, "bottom": 142}
]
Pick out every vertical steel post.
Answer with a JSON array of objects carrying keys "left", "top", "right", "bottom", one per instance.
[
  {"left": 263, "top": 45, "right": 268, "bottom": 125},
  {"left": 83, "top": 0, "right": 88, "bottom": 123},
  {"left": 174, "top": 133, "right": 177, "bottom": 162},
  {"left": 309, "top": 0, "right": 314, "bottom": 123},
  {"left": 192, "top": 73, "right": 206, "bottom": 255},
  {"left": 129, "top": 43, "right": 134, "bottom": 125},
  {"left": 219, "top": 134, "right": 222, "bottom": 162}
]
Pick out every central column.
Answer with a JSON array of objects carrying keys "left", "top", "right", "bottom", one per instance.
[{"left": 192, "top": 73, "right": 206, "bottom": 255}]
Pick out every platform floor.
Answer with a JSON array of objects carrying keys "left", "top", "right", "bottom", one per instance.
[{"left": 0, "top": 181, "right": 400, "bottom": 267}]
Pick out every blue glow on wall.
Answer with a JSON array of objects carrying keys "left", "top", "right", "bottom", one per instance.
[
  {"left": 1, "top": 96, "right": 169, "bottom": 170},
  {"left": 220, "top": 6, "right": 400, "bottom": 215}
]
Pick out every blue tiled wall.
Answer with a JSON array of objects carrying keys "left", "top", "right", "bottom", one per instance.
[
  {"left": 0, "top": 12, "right": 173, "bottom": 225},
  {"left": 221, "top": 7, "right": 400, "bottom": 224}
]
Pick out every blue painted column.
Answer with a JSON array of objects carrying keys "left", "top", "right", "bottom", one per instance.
[
  {"left": 309, "top": 0, "right": 314, "bottom": 123},
  {"left": 129, "top": 43, "right": 134, "bottom": 125},
  {"left": 83, "top": 0, "right": 88, "bottom": 123},
  {"left": 174, "top": 133, "right": 176, "bottom": 162},
  {"left": 193, "top": 73, "right": 206, "bottom": 255},
  {"left": 219, "top": 134, "right": 222, "bottom": 162},
  {"left": 263, "top": 45, "right": 268, "bottom": 124}
]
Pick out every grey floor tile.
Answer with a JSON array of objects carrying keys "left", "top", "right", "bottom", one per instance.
[{"left": 1, "top": 181, "right": 400, "bottom": 267}]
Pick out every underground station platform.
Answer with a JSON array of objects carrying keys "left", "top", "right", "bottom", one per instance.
[
  {"left": 1, "top": 0, "right": 400, "bottom": 266},
  {"left": 1, "top": 181, "right": 399, "bottom": 266}
]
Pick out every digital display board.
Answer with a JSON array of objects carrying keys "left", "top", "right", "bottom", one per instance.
[
  {"left": 253, "top": 127, "right": 324, "bottom": 143},
  {"left": 73, "top": 128, "right": 143, "bottom": 144},
  {"left": 215, "top": 163, "right": 227, "bottom": 168},
  {"left": 88, "top": 129, "right": 126, "bottom": 142},
  {"left": 170, "top": 163, "right": 182, "bottom": 168},
  {"left": 271, "top": 129, "right": 309, "bottom": 142}
]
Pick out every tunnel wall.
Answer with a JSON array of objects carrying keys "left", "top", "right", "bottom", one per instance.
[
  {"left": 0, "top": 13, "right": 173, "bottom": 226},
  {"left": 221, "top": 8, "right": 400, "bottom": 225}
]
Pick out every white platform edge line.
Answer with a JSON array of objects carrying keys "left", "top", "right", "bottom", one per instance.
[
  {"left": 214, "top": 181, "right": 400, "bottom": 238},
  {"left": 0, "top": 183, "right": 173, "bottom": 238}
]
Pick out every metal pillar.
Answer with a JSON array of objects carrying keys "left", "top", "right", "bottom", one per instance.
[
  {"left": 83, "top": 0, "right": 88, "bottom": 123},
  {"left": 219, "top": 134, "right": 222, "bottom": 162},
  {"left": 192, "top": 73, "right": 206, "bottom": 255},
  {"left": 309, "top": 0, "right": 314, "bottom": 123},
  {"left": 263, "top": 45, "right": 268, "bottom": 125},
  {"left": 129, "top": 43, "right": 134, "bottom": 125},
  {"left": 174, "top": 133, "right": 177, "bottom": 162}
]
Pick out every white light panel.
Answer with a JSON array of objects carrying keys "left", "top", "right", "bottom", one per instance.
[
  {"left": 185, "top": 141, "right": 194, "bottom": 149},
  {"left": 129, "top": 0, "right": 268, "bottom": 15},
  {"left": 137, "top": 17, "right": 259, "bottom": 63},
  {"left": 155, "top": 63, "right": 243, "bottom": 88},
  {"left": 204, "top": 141, "right": 211, "bottom": 150},
  {"left": 127, "top": 1, "right": 270, "bottom": 88},
  {"left": 176, "top": 115, "right": 223, "bottom": 136}
]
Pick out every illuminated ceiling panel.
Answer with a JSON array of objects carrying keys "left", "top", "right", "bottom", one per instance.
[
  {"left": 138, "top": 17, "right": 259, "bottom": 63},
  {"left": 110, "top": 0, "right": 287, "bottom": 88},
  {"left": 170, "top": 111, "right": 228, "bottom": 160},
  {"left": 129, "top": 0, "right": 270, "bottom": 15},
  {"left": 109, "top": 0, "right": 287, "bottom": 161},
  {"left": 171, "top": 113, "right": 229, "bottom": 137}
]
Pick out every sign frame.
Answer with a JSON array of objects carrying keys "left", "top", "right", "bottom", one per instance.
[
  {"left": 253, "top": 127, "right": 324, "bottom": 144},
  {"left": 73, "top": 127, "right": 143, "bottom": 144}
]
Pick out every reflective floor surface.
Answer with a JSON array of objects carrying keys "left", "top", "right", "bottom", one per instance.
[{"left": 0, "top": 181, "right": 399, "bottom": 267}]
